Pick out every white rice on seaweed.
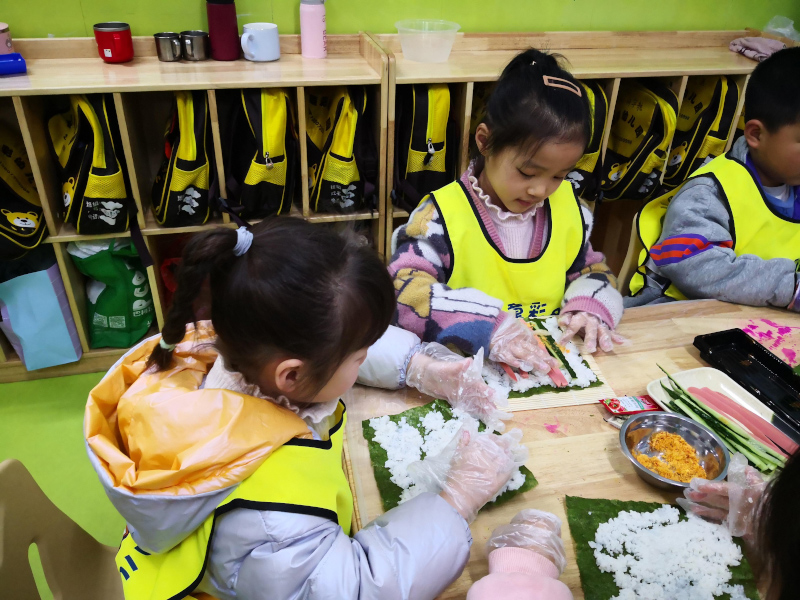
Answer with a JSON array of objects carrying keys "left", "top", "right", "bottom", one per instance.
[
  {"left": 482, "top": 316, "right": 597, "bottom": 397},
  {"left": 369, "top": 407, "right": 525, "bottom": 504},
  {"left": 589, "top": 505, "right": 748, "bottom": 600}
]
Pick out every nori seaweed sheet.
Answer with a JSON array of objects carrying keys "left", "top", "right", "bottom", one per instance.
[
  {"left": 506, "top": 318, "right": 604, "bottom": 399},
  {"left": 564, "top": 496, "right": 759, "bottom": 600},
  {"left": 362, "top": 399, "right": 538, "bottom": 512}
]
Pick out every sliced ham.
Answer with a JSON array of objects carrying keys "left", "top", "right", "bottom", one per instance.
[
  {"left": 688, "top": 386, "right": 798, "bottom": 456},
  {"left": 548, "top": 367, "right": 569, "bottom": 388},
  {"left": 501, "top": 363, "right": 518, "bottom": 382},
  {"left": 532, "top": 335, "right": 569, "bottom": 388}
]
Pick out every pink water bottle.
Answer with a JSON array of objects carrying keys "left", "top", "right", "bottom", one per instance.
[{"left": 300, "top": 0, "right": 327, "bottom": 59}]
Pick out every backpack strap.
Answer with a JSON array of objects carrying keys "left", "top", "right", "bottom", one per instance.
[
  {"left": 350, "top": 87, "right": 378, "bottom": 210},
  {"left": 127, "top": 204, "right": 153, "bottom": 268}
]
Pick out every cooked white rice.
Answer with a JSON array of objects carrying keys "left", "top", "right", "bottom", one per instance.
[
  {"left": 482, "top": 316, "right": 597, "bottom": 397},
  {"left": 369, "top": 406, "right": 525, "bottom": 505},
  {"left": 589, "top": 505, "right": 748, "bottom": 600}
]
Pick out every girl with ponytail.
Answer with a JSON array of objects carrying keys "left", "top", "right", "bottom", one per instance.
[
  {"left": 84, "top": 217, "right": 526, "bottom": 600},
  {"left": 390, "top": 48, "right": 626, "bottom": 379}
]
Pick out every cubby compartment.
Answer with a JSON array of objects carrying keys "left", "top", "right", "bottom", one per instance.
[
  {"left": 116, "top": 90, "right": 226, "bottom": 234},
  {"left": 15, "top": 94, "right": 138, "bottom": 242},
  {"left": 300, "top": 84, "right": 385, "bottom": 252},
  {"left": 54, "top": 237, "right": 158, "bottom": 352},
  {"left": 385, "top": 82, "right": 470, "bottom": 257},
  {"left": 214, "top": 87, "right": 303, "bottom": 221}
]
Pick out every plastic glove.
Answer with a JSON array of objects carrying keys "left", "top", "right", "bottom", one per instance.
[
  {"left": 489, "top": 316, "right": 558, "bottom": 375},
  {"left": 406, "top": 343, "right": 511, "bottom": 431},
  {"left": 558, "top": 312, "right": 627, "bottom": 353},
  {"left": 410, "top": 425, "right": 528, "bottom": 523},
  {"left": 676, "top": 452, "right": 767, "bottom": 538},
  {"left": 486, "top": 509, "right": 568, "bottom": 575}
]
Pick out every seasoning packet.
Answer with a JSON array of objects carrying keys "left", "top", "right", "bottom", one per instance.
[{"left": 599, "top": 395, "right": 662, "bottom": 416}]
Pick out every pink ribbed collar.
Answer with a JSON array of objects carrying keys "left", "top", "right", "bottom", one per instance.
[{"left": 467, "top": 161, "right": 543, "bottom": 223}]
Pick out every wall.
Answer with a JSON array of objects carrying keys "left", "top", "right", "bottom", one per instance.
[{"left": 3, "top": 0, "right": 800, "bottom": 39}]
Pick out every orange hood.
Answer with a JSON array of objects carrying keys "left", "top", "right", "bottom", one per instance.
[{"left": 84, "top": 321, "right": 312, "bottom": 497}]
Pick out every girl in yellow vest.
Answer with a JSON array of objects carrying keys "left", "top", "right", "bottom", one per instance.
[
  {"left": 84, "top": 218, "right": 527, "bottom": 600},
  {"left": 389, "top": 49, "right": 625, "bottom": 376}
]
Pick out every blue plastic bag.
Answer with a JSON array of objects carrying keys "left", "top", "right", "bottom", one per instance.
[{"left": 0, "top": 247, "right": 82, "bottom": 370}]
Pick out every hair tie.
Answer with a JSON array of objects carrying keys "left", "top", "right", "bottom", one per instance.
[
  {"left": 542, "top": 75, "right": 582, "bottom": 97},
  {"left": 159, "top": 338, "right": 176, "bottom": 351},
  {"left": 233, "top": 226, "right": 253, "bottom": 256}
]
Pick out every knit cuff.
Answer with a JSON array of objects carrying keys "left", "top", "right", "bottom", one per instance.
[
  {"left": 488, "top": 547, "right": 559, "bottom": 579},
  {"left": 562, "top": 296, "right": 616, "bottom": 329}
]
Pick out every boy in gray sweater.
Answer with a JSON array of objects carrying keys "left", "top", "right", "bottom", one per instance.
[{"left": 626, "top": 47, "right": 800, "bottom": 309}]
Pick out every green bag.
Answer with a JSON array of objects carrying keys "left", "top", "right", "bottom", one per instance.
[{"left": 67, "top": 239, "right": 154, "bottom": 348}]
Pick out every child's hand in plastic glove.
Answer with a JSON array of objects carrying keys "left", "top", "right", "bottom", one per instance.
[
  {"left": 558, "top": 312, "right": 627, "bottom": 353},
  {"left": 676, "top": 453, "right": 767, "bottom": 538},
  {"left": 439, "top": 428, "right": 528, "bottom": 522},
  {"left": 409, "top": 425, "right": 528, "bottom": 523},
  {"left": 405, "top": 343, "right": 511, "bottom": 431},
  {"left": 489, "top": 316, "right": 559, "bottom": 375},
  {"left": 486, "top": 509, "right": 568, "bottom": 575}
]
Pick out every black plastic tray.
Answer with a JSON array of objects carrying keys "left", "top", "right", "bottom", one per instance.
[{"left": 694, "top": 328, "right": 800, "bottom": 440}]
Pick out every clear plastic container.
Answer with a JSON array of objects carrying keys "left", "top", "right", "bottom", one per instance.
[{"left": 395, "top": 19, "right": 460, "bottom": 63}]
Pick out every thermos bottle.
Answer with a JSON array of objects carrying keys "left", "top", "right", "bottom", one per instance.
[
  {"left": 206, "top": 0, "right": 240, "bottom": 61},
  {"left": 300, "top": 0, "right": 327, "bottom": 59}
]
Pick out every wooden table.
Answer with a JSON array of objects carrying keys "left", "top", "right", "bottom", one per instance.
[{"left": 343, "top": 300, "right": 800, "bottom": 599}]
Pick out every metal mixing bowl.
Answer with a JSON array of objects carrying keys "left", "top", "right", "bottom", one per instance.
[{"left": 619, "top": 411, "right": 730, "bottom": 491}]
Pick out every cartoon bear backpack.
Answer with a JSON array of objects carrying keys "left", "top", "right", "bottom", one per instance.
[{"left": 0, "top": 122, "right": 47, "bottom": 260}]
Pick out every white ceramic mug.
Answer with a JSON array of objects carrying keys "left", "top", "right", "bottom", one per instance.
[{"left": 241, "top": 23, "right": 280, "bottom": 62}]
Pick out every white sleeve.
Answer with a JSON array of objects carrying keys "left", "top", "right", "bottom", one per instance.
[{"left": 357, "top": 325, "right": 421, "bottom": 390}]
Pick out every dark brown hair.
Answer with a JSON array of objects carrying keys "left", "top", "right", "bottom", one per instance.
[
  {"left": 147, "top": 218, "right": 395, "bottom": 399},
  {"left": 745, "top": 46, "right": 800, "bottom": 133},
  {"left": 757, "top": 448, "right": 800, "bottom": 600},
  {"left": 477, "top": 48, "right": 591, "bottom": 163}
]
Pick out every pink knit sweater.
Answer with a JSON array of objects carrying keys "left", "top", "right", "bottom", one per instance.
[{"left": 467, "top": 548, "right": 573, "bottom": 600}]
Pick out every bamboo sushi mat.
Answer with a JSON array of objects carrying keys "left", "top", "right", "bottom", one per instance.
[{"left": 506, "top": 351, "right": 614, "bottom": 411}]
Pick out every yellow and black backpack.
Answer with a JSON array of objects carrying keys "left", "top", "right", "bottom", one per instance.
[
  {"left": 663, "top": 76, "right": 740, "bottom": 189},
  {"left": 601, "top": 80, "right": 678, "bottom": 201},
  {"left": 0, "top": 122, "right": 47, "bottom": 260},
  {"left": 392, "top": 83, "right": 458, "bottom": 212},
  {"left": 152, "top": 90, "right": 212, "bottom": 227},
  {"left": 306, "top": 86, "right": 377, "bottom": 214},
  {"left": 566, "top": 80, "right": 609, "bottom": 202},
  {"left": 47, "top": 94, "right": 133, "bottom": 234},
  {"left": 226, "top": 88, "right": 298, "bottom": 218}
]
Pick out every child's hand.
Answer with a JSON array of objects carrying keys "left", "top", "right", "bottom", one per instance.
[
  {"left": 676, "top": 452, "right": 767, "bottom": 539},
  {"left": 558, "top": 312, "right": 627, "bottom": 353},
  {"left": 489, "top": 316, "right": 559, "bottom": 375},
  {"left": 437, "top": 428, "right": 528, "bottom": 523},
  {"left": 486, "top": 508, "right": 568, "bottom": 575},
  {"left": 406, "top": 344, "right": 511, "bottom": 431}
]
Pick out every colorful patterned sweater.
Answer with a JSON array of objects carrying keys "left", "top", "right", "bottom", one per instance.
[{"left": 389, "top": 164, "right": 624, "bottom": 356}]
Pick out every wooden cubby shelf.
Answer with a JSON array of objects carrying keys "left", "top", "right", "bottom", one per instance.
[
  {"left": 372, "top": 29, "right": 765, "bottom": 259},
  {"left": 0, "top": 33, "right": 389, "bottom": 380}
]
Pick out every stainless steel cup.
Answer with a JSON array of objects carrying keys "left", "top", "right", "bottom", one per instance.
[
  {"left": 154, "top": 32, "right": 181, "bottom": 62},
  {"left": 180, "top": 30, "right": 210, "bottom": 61}
]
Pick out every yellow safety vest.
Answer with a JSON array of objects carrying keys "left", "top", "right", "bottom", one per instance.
[
  {"left": 630, "top": 153, "right": 800, "bottom": 299},
  {"left": 432, "top": 180, "right": 585, "bottom": 319},
  {"left": 115, "top": 401, "right": 352, "bottom": 600}
]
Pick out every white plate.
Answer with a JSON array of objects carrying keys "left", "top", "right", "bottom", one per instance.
[{"left": 647, "top": 367, "right": 776, "bottom": 423}]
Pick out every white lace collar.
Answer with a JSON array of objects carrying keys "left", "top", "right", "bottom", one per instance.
[
  {"left": 204, "top": 356, "right": 340, "bottom": 439},
  {"left": 467, "top": 161, "right": 542, "bottom": 223}
]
